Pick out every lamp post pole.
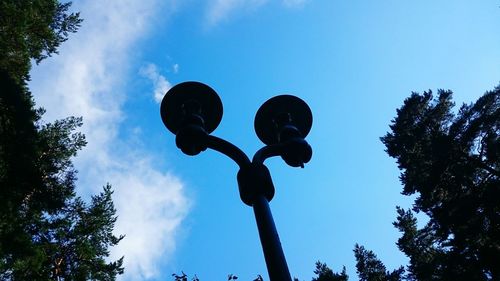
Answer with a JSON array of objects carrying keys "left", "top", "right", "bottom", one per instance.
[
  {"left": 253, "top": 194, "right": 292, "bottom": 280},
  {"left": 160, "top": 82, "right": 313, "bottom": 281}
]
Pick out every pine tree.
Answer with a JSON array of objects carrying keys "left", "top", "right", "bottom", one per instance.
[
  {"left": 0, "top": 0, "right": 82, "bottom": 82},
  {"left": 353, "top": 245, "right": 404, "bottom": 281},
  {"left": 0, "top": 71, "right": 124, "bottom": 280},
  {"left": 311, "top": 261, "right": 348, "bottom": 281},
  {"left": 378, "top": 87, "right": 500, "bottom": 280},
  {"left": 0, "top": 0, "right": 123, "bottom": 279}
]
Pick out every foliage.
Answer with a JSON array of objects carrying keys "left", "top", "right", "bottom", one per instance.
[
  {"left": 379, "top": 87, "right": 500, "bottom": 280},
  {"left": 311, "top": 261, "right": 348, "bottom": 281},
  {"left": 0, "top": 0, "right": 123, "bottom": 279},
  {"left": 0, "top": 0, "right": 82, "bottom": 81},
  {"left": 354, "top": 245, "right": 404, "bottom": 281},
  {"left": 171, "top": 261, "right": 348, "bottom": 281},
  {"left": 0, "top": 71, "right": 124, "bottom": 280}
]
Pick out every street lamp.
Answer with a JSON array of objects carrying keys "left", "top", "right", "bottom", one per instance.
[{"left": 160, "top": 82, "right": 313, "bottom": 281}]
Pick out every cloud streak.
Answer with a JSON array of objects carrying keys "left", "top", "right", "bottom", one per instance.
[
  {"left": 205, "top": 0, "right": 309, "bottom": 26},
  {"left": 29, "top": 0, "right": 188, "bottom": 280},
  {"left": 205, "top": 0, "right": 267, "bottom": 26},
  {"left": 140, "top": 63, "right": 172, "bottom": 103}
]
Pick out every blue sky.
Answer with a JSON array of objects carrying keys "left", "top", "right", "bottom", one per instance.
[{"left": 30, "top": 0, "right": 500, "bottom": 280}]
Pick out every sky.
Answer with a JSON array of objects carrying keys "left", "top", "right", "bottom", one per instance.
[{"left": 29, "top": 0, "right": 500, "bottom": 280}]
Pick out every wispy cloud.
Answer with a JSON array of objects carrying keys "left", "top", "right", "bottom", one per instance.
[
  {"left": 205, "top": 0, "right": 267, "bottom": 26},
  {"left": 109, "top": 160, "right": 188, "bottom": 279},
  {"left": 205, "top": 0, "right": 310, "bottom": 26},
  {"left": 29, "top": 0, "right": 188, "bottom": 280},
  {"left": 140, "top": 63, "right": 172, "bottom": 103}
]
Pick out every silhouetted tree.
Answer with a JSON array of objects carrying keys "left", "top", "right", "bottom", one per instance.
[
  {"left": 172, "top": 271, "right": 188, "bottom": 281},
  {"left": 377, "top": 86, "right": 500, "bottom": 280},
  {"left": 0, "top": 71, "right": 124, "bottom": 280},
  {"left": 0, "top": 0, "right": 123, "bottom": 279},
  {"left": 254, "top": 274, "right": 264, "bottom": 281},
  {"left": 354, "top": 245, "right": 404, "bottom": 281},
  {"left": 0, "top": 0, "right": 82, "bottom": 81},
  {"left": 311, "top": 261, "right": 348, "bottom": 281}
]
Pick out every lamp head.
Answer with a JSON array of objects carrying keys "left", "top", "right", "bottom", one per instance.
[
  {"left": 254, "top": 95, "right": 312, "bottom": 145},
  {"left": 160, "top": 82, "right": 223, "bottom": 155},
  {"left": 160, "top": 81, "right": 223, "bottom": 135},
  {"left": 254, "top": 94, "right": 313, "bottom": 167}
]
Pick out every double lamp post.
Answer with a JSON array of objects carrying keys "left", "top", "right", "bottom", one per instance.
[{"left": 160, "top": 82, "right": 313, "bottom": 281}]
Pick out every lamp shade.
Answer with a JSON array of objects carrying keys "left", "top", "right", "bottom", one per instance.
[
  {"left": 160, "top": 81, "right": 223, "bottom": 135},
  {"left": 254, "top": 95, "right": 312, "bottom": 145}
]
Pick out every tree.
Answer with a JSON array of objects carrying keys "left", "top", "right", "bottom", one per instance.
[
  {"left": 354, "top": 245, "right": 404, "bottom": 281},
  {"left": 314, "top": 87, "right": 499, "bottom": 281},
  {"left": 0, "top": 71, "right": 124, "bottom": 280},
  {"left": 312, "top": 261, "right": 348, "bottom": 281},
  {"left": 378, "top": 87, "right": 500, "bottom": 280},
  {"left": 0, "top": 0, "right": 123, "bottom": 279},
  {"left": 0, "top": 0, "right": 82, "bottom": 81}
]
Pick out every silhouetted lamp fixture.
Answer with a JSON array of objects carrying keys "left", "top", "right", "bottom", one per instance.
[{"left": 160, "top": 81, "right": 313, "bottom": 281}]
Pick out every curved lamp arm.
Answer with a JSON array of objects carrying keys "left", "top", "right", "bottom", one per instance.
[
  {"left": 252, "top": 144, "right": 285, "bottom": 164},
  {"left": 207, "top": 135, "right": 251, "bottom": 168}
]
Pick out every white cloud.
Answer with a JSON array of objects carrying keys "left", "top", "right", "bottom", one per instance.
[
  {"left": 109, "top": 161, "right": 189, "bottom": 279},
  {"left": 206, "top": 0, "right": 267, "bottom": 26},
  {"left": 29, "top": 0, "right": 188, "bottom": 280},
  {"left": 140, "top": 63, "right": 172, "bottom": 103},
  {"left": 173, "top": 63, "right": 179, "bottom": 74}
]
